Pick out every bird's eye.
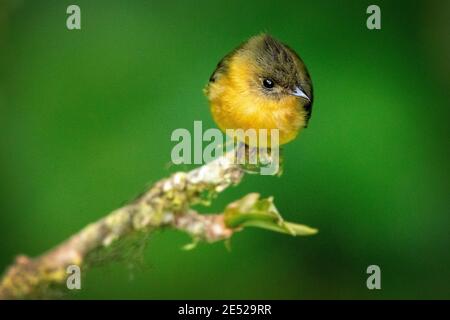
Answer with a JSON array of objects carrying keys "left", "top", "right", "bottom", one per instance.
[{"left": 262, "top": 78, "right": 275, "bottom": 89}]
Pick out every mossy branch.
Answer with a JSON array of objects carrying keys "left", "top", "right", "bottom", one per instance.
[{"left": 0, "top": 150, "right": 317, "bottom": 299}]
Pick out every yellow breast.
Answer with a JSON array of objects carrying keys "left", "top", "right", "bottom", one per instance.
[{"left": 206, "top": 55, "right": 306, "bottom": 147}]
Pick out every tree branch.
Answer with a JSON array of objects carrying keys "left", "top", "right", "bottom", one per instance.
[{"left": 0, "top": 150, "right": 317, "bottom": 299}]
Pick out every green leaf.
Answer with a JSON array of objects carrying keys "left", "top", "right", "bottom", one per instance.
[
  {"left": 182, "top": 238, "right": 199, "bottom": 250},
  {"left": 223, "top": 193, "right": 317, "bottom": 237}
]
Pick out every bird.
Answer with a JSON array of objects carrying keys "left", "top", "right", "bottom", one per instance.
[{"left": 205, "top": 33, "right": 313, "bottom": 148}]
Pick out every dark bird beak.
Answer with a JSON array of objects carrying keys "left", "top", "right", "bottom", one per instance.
[{"left": 290, "top": 86, "right": 310, "bottom": 101}]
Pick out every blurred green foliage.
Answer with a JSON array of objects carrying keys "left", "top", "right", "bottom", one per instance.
[{"left": 0, "top": 0, "right": 449, "bottom": 299}]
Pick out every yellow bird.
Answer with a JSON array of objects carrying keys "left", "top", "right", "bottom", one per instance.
[{"left": 205, "top": 33, "right": 313, "bottom": 148}]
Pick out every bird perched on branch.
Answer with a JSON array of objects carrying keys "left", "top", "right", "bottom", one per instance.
[{"left": 205, "top": 33, "right": 313, "bottom": 148}]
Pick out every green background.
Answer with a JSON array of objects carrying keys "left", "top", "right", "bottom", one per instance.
[{"left": 0, "top": 0, "right": 449, "bottom": 299}]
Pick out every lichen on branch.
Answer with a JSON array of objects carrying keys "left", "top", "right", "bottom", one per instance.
[{"left": 0, "top": 149, "right": 317, "bottom": 299}]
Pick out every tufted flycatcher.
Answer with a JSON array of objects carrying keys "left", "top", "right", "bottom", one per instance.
[{"left": 205, "top": 33, "right": 313, "bottom": 148}]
